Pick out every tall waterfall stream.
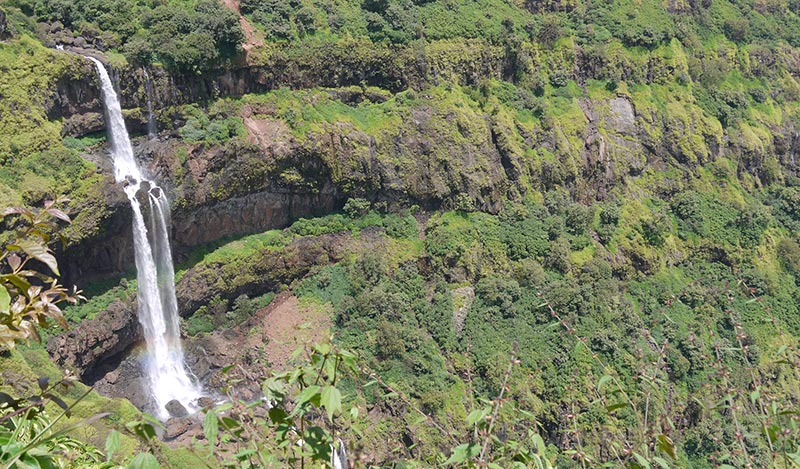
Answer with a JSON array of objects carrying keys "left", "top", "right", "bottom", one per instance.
[{"left": 87, "top": 57, "right": 201, "bottom": 419}]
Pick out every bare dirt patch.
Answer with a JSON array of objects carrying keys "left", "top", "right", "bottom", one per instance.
[
  {"left": 186, "top": 291, "right": 332, "bottom": 402},
  {"left": 247, "top": 291, "right": 332, "bottom": 368},
  {"left": 220, "top": 0, "right": 265, "bottom": 53},
  {"left": 242, "top": 114, "right": 294, "bottom": 157}
]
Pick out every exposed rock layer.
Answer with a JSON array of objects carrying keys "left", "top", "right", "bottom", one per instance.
[{"left": 49, "top": 231, "right": 354, "bottom": 378}]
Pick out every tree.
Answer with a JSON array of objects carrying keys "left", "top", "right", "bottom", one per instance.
[
  {"left": 0, "top": 199, "right": 110, "bottom": 469},
  {"left": 0, "top": 198, "right": 82, "bottom": 350}
]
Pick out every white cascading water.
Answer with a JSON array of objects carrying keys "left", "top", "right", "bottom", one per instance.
[
  {"left": 87, "top": 57, "right": 201, "bottom": 419},
  {"left": 331, "top": 440, "right": 348, "bottom": 469}
]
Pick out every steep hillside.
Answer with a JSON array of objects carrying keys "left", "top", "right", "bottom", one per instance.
[{"left": 2, "top": 0, "right": 800, "bottom": 466}]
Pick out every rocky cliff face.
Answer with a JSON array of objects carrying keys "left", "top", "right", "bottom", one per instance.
[
  {"left": 58, "top": 83, "right": 800, "bottom": 284},
  {"left": 46, "top": 300, "right": 140, "bottom": 379},
  {"left": 49, "top": 231, "right": 354, "bottom": 379},
  {"left": 49, "top": 40, "right": 510, "bottom": 137},
  {"left": 52, "top": 38, "right": 800, "bottom": 284}
]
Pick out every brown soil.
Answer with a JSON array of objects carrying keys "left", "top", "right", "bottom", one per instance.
[
  {"left": 185, "top": 291, "right": 333, "bottom": 403},
  {"left": 242, "top": 114, "right": 293, "bottom": 157},
  {"left": 220, "top": 0, "right": 265, "bottom": 53},
  {"left": 247, "top": 291, "right": 332, "bottom": 369},
  {"left": 163, "top": 292, "right": 332, "bottom": 446}
]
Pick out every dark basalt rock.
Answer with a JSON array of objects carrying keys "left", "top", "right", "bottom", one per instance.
[
  {"left": 46, "top": 300, "right": 140, "bottom": 378},
  {"left": 165, "top": 399, "right": 189, "bottom": 418},
  {"left": 197, "top": 397, "right": 215, "bottom": 409},
  {"left": 0, "top": 10, "right": 9, "bottom": 40},
  {"left": 49, "top": 232, "right": 354, "bottom": 379},
  {"left": 88, "top": 344, "right": 151, "bottom": 411},
  {"left": 175, "top": 231, "right": 352, "bottom": 317}
]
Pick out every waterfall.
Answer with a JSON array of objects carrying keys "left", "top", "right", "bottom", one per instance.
[
  {"left": 87, "top": 56, "right": 201, "bottom": 419},
  {"left": 331, "top": 440, "right": 348, "bottom": 469},
  {"left": 142, "top": 68, "right": 157, "bottom": 139}
]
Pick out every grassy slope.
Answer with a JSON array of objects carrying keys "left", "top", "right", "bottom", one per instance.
[
  {"left": 54, "top": 181, "right": 800, "bottom": 465},
  {"left": 0, "top": 346, "right": 142, "bottom": 462}
]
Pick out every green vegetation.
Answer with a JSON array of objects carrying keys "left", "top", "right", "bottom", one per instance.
[
  {"left": 0, "top": 35, "right": 112, "bottom": 246},
  {"left": 93, "top": 181, "right": 799, "bottom": 466},
  {"left": 184, "top": 292, "right": 274, "bottom": 336},
  {"left": 9, "top": 0, "right": 243, "bottom": 72},
  {"left": 14, "top": 183, "right": 800, "bottom": 467},
  {"left": 3, "top": 0, "right": 800, "bottom": 466},
  {"left": 179, "top": 103, "right": 246, "bottom": 144},
  {"left": 285, "top": 190, "right": 800, "bottom": 467},
  {"left": 0, "top": 201, "right": 144, "bottom": 466}
]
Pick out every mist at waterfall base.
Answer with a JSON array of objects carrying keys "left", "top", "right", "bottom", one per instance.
[{"left": 87, "top": 57, "right": 201, "bottom": 419}]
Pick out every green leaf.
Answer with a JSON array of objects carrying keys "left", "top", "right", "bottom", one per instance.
[
  {"left": 653, "top": 456, "right": 670, "bottom": 469},
  {"left": 126, "top": 421, "right": 156, "bottom": 441},
  {"left": 105, "top": 430, "right": 120, "bottom": 462},
  {"left": 37, "top": 377, "right": 49, "bottom": 392},
  {"left": 532, "top": 433, "right": 547, "bottom": 455},
  {"left": 0, "top": 286, "right": 10, "bottom": 313},
  {"left": 235, "top": 448, "right": 257, "bottom": 460},
  {"left": 467, "top": 406, "right": 491, "bottom": 426},
  {"left": 13, "top": 239, "right": 59, "bottom": 276},
  {"left": 320, "top": 385, "right": 342, "bottom": 422},
  {"left": 220, "top": 416, "right": 240, "bottom": 430},
  {"left": 45, "top": 208, "right": 70, "bottom": 223},
  {"left": 765, "top": 423, "right": 780, "bottom": 444},
  {"left": 466, "top": 409, "right": 485, "bottom": 426},
  {"left": 606, "top": 402, "right": 628, "bottom": 413},
  {"left": 294, "top": 385, "right": 321, "bottom": 408},
  {"left": 598, "top": 375, "right": 613, "bottom": 390},
  {"left": 43, "top": 393, "right": 70, "bottom": 417},
  {"left": 204, "top": 411, "right": 219, "bottom": 446},
  {"left": 19, "top": 452, "right": 44, "bottom": 469},
  {"left": 350, "top": 406, "right": 359, "bottom": 419},
  {"left": 2, "top": 207, "right": 33, "bottom": 219},
  {"left": 2, "top": 274, "right": 32, "bottom": 295},
  {"left": 324, "top": 356, "right": 337, "bottom": 381},
  {"left": 268, "top": 407, "right": 288, "bottom": 425},
  {"left": 632, "top": 452, "right": 651, "bottom": 469},
  {"left": 656, "top": 434, "right": 677, "bottom": 460},
  {"left": 786, "top": 451, "right": 800, "bottom": 466},
  {"left": 128, "top": 452, "right": 159, "bottom": 469},
  {"left": 444, "top": 443, "right": 480, "bottom": 465},
  {"left": 0, "top": 392, "right": 18, "bottom": 409}
]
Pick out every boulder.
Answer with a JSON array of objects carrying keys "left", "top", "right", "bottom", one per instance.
[
  {"left": 165, "top": 399, "right": 189, "bottom": 418},
  {"left": 197, "top": 397, "right": 215, "bottom": 409},
  {"left": 61, "top": 112, "right": 105, "bottom": 137},
  {"left": 164, "top": 417, "right": 194, "bottom": 441}
]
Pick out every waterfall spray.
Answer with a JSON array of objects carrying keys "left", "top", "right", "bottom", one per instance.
[{"left": 87, "top": 56, "right": 200, "bottom": 419}]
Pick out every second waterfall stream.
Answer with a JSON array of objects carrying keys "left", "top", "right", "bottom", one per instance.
[{"left": 87, "top": 56, "right": 201, "bottom": 419}]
